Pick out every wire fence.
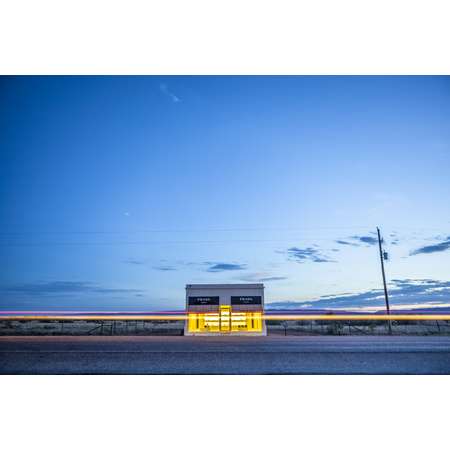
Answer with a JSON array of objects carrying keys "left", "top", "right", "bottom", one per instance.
[
  {"left": 267, "top": 320, "right": 450, "bottom": 336},
  {"left": 1, "top": 319, "right": 450, "bottom": 336}
]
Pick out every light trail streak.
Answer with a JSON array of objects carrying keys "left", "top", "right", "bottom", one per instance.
[
  {"left": 0, "top": 315, "right": 187, "bottom": 321},
  {"left": 0, "top": 314, "right": 449, "bottom": 321},
  {"left": 263, "top": 314, "right": 450, "bottom": 321}
]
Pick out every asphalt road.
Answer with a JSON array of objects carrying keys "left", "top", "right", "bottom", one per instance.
[{"left": 1, "top": 335, "right": 450, "bottom": 374}]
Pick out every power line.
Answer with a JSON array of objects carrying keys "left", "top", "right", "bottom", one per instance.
[
  {"left": 0, "top": 225, "right": 379, "bottom": 235},
  {"left": 0, "top": 237, "right": 373, "bottom": 246},
  {"left": 0, "top": 225, "right": 445, "bottom": 236},
  {"left": 0, "top": 236, "right": 430, "bottom": 247}
]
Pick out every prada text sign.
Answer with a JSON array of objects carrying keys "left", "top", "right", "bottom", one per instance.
[{"left": 231, "top": 296, "right": 262, "bottom": 305}]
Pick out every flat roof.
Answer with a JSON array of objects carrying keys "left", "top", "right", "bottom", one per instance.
[{"left": 186, "top": 283, "right": 264, "bottom": 289}]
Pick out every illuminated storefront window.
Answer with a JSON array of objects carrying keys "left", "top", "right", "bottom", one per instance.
[{"left": 188, "top": 306, "right": 263, "bottom": 333}]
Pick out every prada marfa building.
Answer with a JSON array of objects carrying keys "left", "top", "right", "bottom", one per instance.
[{"left": 185, "top": 283, "right": 266, "bottom": 336}]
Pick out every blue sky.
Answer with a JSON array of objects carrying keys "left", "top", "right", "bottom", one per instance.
[{"left": 1, "top": 76, "right": 449, "bottom": 311}]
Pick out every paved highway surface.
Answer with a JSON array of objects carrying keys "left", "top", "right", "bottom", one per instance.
[{"left": 1, "top": 335, "right": 450, "bottom": 374}]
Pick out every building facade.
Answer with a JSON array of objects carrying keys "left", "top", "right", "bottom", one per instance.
[{"left": 185, "top": 283, "right": 266, "bottom": 336}]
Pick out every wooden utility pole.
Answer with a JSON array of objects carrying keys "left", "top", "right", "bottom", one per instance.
[{"left": 376, "top": 227, "right": 392, "bottom": 334}]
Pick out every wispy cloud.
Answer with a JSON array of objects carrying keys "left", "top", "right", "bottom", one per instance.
[
  {"left": 0, "top": 281, "right": 144, "bottom": 297},
  {"left": 153, "top": 265, "right": 177, "bottom": 271},
  {"left": 410, "top": 236, "right": 450, "bottom": 255},
  {"left": 267, "top": 279, "right": 450, "bottom": 310},
  {"left": 159, "top": 83, "right": 181, "bottom": 103},
  {"left": 236, "top": 272, "right": 288, "bottom": 282},
  {"left": 335, "top": 235, "right": 378, "bottom": 247},
  {"left": 205, "top": 262, "right": 246, "bottom": 272},
  {"left": 286, "top": 247, "right": 335, "bottom": 263},
  {"left": 350, "top": 235, "right": 378, "bottom": 245},
  {"left": 144, "top": 260, "right": 246, "bottom": 273},
  {"left": 335, "top": 240, "right": 359, "bottom": 247},
  {"left": 124, "top": 259, "right": 146, "bottom": 265}
]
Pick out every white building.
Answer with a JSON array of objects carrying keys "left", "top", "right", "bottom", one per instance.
[{"left": 185, "top": 283, "right": 266, "bottom": 336}]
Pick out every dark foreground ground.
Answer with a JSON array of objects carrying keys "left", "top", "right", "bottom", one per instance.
[{"left": 1, "top": 335, "right": 450, "bottom": 374}]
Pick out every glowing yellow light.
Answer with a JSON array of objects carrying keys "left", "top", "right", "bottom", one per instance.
[
  {"left": 1, "top": 313, "right": 450, "bottom": 324},
  {"left": 187, "top": 307, "right": 263, "bottom": 333},
  {"left": 262, "top": 314, "right": 450, "bottom": 321}
]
